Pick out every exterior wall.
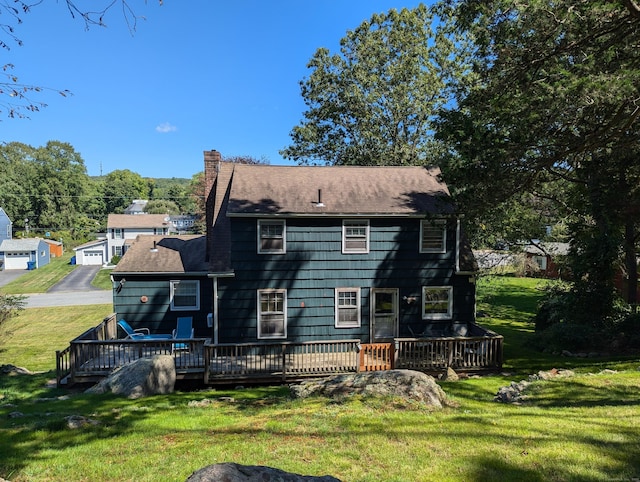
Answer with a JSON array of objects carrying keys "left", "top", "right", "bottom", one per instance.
[
  {"left": 217, "top": 217, "right": 475, "bottom": 344},
  {"left": 107, "top": 227, "right": 169, "bottom": 260},
  {"left": 34, "top": 240, "right": 50, "bottom": 268},
  {"left": 112, "top": 274, "right": 213, "bottom": 337},
  {"left": 0, "top": 209, "right": 11, "bottom": 242}
]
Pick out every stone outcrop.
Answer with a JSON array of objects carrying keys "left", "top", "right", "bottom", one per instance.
[
  {"left": 290, "top": 369, "right": 448, "bottom": 408},
  {"left": 495, "top": 368, "right": 576, "bottom": 404},
  {"left": 186, "top": 463, "right": 341, "bottom": 481},
  {"left": 86, "top": 355, "right": 176, "bottom": 399}
]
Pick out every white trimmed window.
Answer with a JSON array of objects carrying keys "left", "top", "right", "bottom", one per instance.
[
  {"left": 422, "top": 286, "right": 453, "bottom": 320},
  {"left": 258, "top": 220, "right": 286, "bottom": 254},
  {"left": 112, "top": 228, "right": 123, "bottom": 239},
  {"left": 420, "top": 220, "right": 447, "bottom": 253},
  {"left": 335, "top": 288, "right": 361, "bottom": 328},
  {"left": 342, "top": 220, "right": 369, "bottom": 253},
  {"left": 170, "top": 280, "right": 200, "bottom": 311},
  {"left": 258, "top": 289, "right": 287, "bottom": 339},
  {"left": 533, "top": 255, "right": 547, "bottom": 270}
]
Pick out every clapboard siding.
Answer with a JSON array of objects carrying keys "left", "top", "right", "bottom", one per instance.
[
  {"left": 113, "top": 276, "right": 213, "bottom": 337},
  {"left": 218, "top": 217, "right": 475, "bottom": 344}
]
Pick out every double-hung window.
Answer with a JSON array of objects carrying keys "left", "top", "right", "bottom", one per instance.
[
  {"left": 113, "top": 228, "right": 123, "bottom": 240},
  {"left": 258, "top": 220, "right": 286, "bottom": 254},
  {"left": 335, "top": 288, "right": 361, "bottom": 328},
  {"left": 170, "top": 280, "right": 200, "bottom": 311},
  {"left": 342, "top": 220, "right": 369, "bottom": 253},
  {"left": 258, "top": 289, "right": 287, "bottom": 339},
  {"left": 422, "top": 286, "right": 453, "bottom": 320},
  {"left": 420, "top": 220, "right": 447, "bottom": 253}
]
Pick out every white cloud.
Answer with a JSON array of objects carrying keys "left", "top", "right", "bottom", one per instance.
[{"left": 156, "top": 122, "right": 178, "bottom": 133}]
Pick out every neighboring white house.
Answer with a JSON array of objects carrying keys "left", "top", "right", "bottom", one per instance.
[
  {"left": 107, "top": 214, "right": 171, "bottom": 260},
  {"left": 0, "top": 238, "right": 50, "bottom": 270},
  {"left": 73, "top": 238, "right": 109, "bottom": 266}
]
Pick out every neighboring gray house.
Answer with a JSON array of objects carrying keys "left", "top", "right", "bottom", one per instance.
[
  {"left": 124, "top": 200, "right": 148, "bottom": 215},
  {"left": 73, "top": 238, "right": 109, "bottom": 266},
  {"left": 0, "top": 238, "right": 50, "bottom": 270},
  {"left": 0, "top": 208, "right": 12, "bottom": 242}
]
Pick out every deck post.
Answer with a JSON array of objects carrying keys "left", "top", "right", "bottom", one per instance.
[{"left": 281, "top": 344, "right": 287, "bottom": 382}]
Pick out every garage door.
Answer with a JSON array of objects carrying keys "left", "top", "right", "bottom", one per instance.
[
  {"left": 4, "top": 252, "right": 30, "bottom": 270},
  {"left": 83, "top": 250, "right": 104, "bottom": 266}
]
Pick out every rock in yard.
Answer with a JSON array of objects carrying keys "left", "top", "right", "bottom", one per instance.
[
  {"left": 85, "top": 355, "right": 176, "bottom": 399},
  {"left": 290, "top": 369, "right": 448, "bottom": 408},
  {"left": 186, "top": 462, "right": 341, "bottom": 481}
]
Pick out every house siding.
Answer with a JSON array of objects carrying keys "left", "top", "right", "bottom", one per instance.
[
  {"left": 112, "top": 275, "right": 213, "bottom": 337},
  {"left": 217, "top": 217, "right": 475, "bottom": 344}
]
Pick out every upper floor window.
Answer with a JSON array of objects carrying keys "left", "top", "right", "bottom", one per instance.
[
  {"left": 420, "top": 220, "right": 446, "bottom": 253},
  {"left": 343, "top": 220, "right": 369, "bottom": 254},
  {"left": 258, "top": 289, "right": 287, "bottom": 339},
  {"left": 113, "top": 228, "right": 123, "bottom": 240},
  {"left": 258, "top": 220, "right": 286, "bottom": 254},
  {"left": 422, "top": 286, "right": 453, "bottom": 320},
  {"left": 170, "top": 280, "right": 200, "bottom": 311},
  {"left": 335, "top": 288, "right": 361, "bottom": 328}
]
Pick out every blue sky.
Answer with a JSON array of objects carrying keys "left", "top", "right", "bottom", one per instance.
[{"left": 2, "top": 0, "right": 426, "bottom": 178}]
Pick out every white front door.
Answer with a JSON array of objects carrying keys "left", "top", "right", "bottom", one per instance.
[{"left": 371, "top": 288, "right": 398, "bottom": 341}]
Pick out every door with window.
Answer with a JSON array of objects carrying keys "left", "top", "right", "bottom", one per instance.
[{"left": 371, "top": 288, "right": 398, "bottom": 341}]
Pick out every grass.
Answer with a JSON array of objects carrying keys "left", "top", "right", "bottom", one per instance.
[{"left": 1, "top": 276, "right": 639, "bottom": 481}]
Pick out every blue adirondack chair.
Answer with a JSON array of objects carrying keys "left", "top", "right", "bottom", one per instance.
[
  {"left": 172, "top": 317, "right": 194, "bottom": 351},
  {"left": 117, "top": 319, "right": 172, "bottom": 340}
]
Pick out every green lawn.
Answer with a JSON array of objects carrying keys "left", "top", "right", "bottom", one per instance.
[{"left": 1, "top": 276, "right": 639, "bottom": 481}]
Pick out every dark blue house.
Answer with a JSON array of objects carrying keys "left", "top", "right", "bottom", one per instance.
[{"left": 112, "top": 150, "right": 478, "bottom": 346}]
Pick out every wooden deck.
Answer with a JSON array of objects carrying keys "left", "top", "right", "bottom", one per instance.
[{"left": 56, "top": 314, "right": 503, "bottom": 387}]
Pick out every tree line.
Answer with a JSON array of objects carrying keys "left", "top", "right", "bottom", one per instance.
[{"left": 0, "top": 141, "right": 202, "bottom": 247}]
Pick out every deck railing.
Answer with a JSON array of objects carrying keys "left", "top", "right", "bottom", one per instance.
[
  {"left": 56, "top": 324, "right": 503, "bottom": 387},
  {"left": 204, "top": 340, "right": 360, "bottom": 383},
  {"left": 395, "top": 333, "right": 503, "bottom": 372}
]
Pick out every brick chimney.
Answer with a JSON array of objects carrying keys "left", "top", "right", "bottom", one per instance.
[{"left": 204, "top": 150, "right": 221, "bottom": 262}]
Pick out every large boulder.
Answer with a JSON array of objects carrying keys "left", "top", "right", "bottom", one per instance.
[
  {"left": 290, "top": 369, "right": 448, "bottom": 408},
  {"left": 86, "top": 355, "right": 176, "bottom": 399},
  {"left": 186, "top": 463, "right": 341, "bottom": 481}
]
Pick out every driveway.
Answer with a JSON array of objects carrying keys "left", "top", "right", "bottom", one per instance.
[
  {"left": 0, "top": 269, "right": 28, "bottom": 288},
  {"left": 48, "top": 266, "right": 103, "bottom": 292}
]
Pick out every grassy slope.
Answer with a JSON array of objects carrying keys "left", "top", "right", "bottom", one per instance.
[{"left": 1, "top": 276, "right": 639, "bottom": 481}]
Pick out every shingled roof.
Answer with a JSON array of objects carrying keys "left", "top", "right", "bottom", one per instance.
[
  {"left": 107, "top": 214, "right": 171, "bottom": 229},
  {"left": 226, "top": 164, "right": 453, "bottom": 216},
  {"left": 113, "top": 235, "right": 208, "bottom": 273}
]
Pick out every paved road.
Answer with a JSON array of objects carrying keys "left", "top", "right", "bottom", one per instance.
[
  {"left": 25, "top": 291, "right": 112, "bottom": 308},
  {"left": 0, "top": 266, "right": 113, "bottom": 308}
]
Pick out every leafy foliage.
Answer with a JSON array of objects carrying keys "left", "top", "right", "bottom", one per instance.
[
  {"left": 281, "top": 5, "right": 464, "bottom": 166},
  {"left": 436, "top": 0, "right": 640, "bottom": 321},
  {"left": 0, "top": 293, "right": 26, "bottom": 342}
]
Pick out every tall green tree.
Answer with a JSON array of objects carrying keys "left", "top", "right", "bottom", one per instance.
[
  {"left": 281, "top": 4, "right": 463, "bottom": 166},
  {"left": 101, "top": 169, "right": 152, "bottom": 214},
  {"left": 435, "top": 0, "right": 640, "bottom": 319}
]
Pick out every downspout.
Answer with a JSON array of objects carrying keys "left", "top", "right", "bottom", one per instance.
[
  {"left": 455, "top": 219, "right": 461, "bottom": 273},
  {"left": 213, "top": 277, "right": 219, "bottom": 345}
]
